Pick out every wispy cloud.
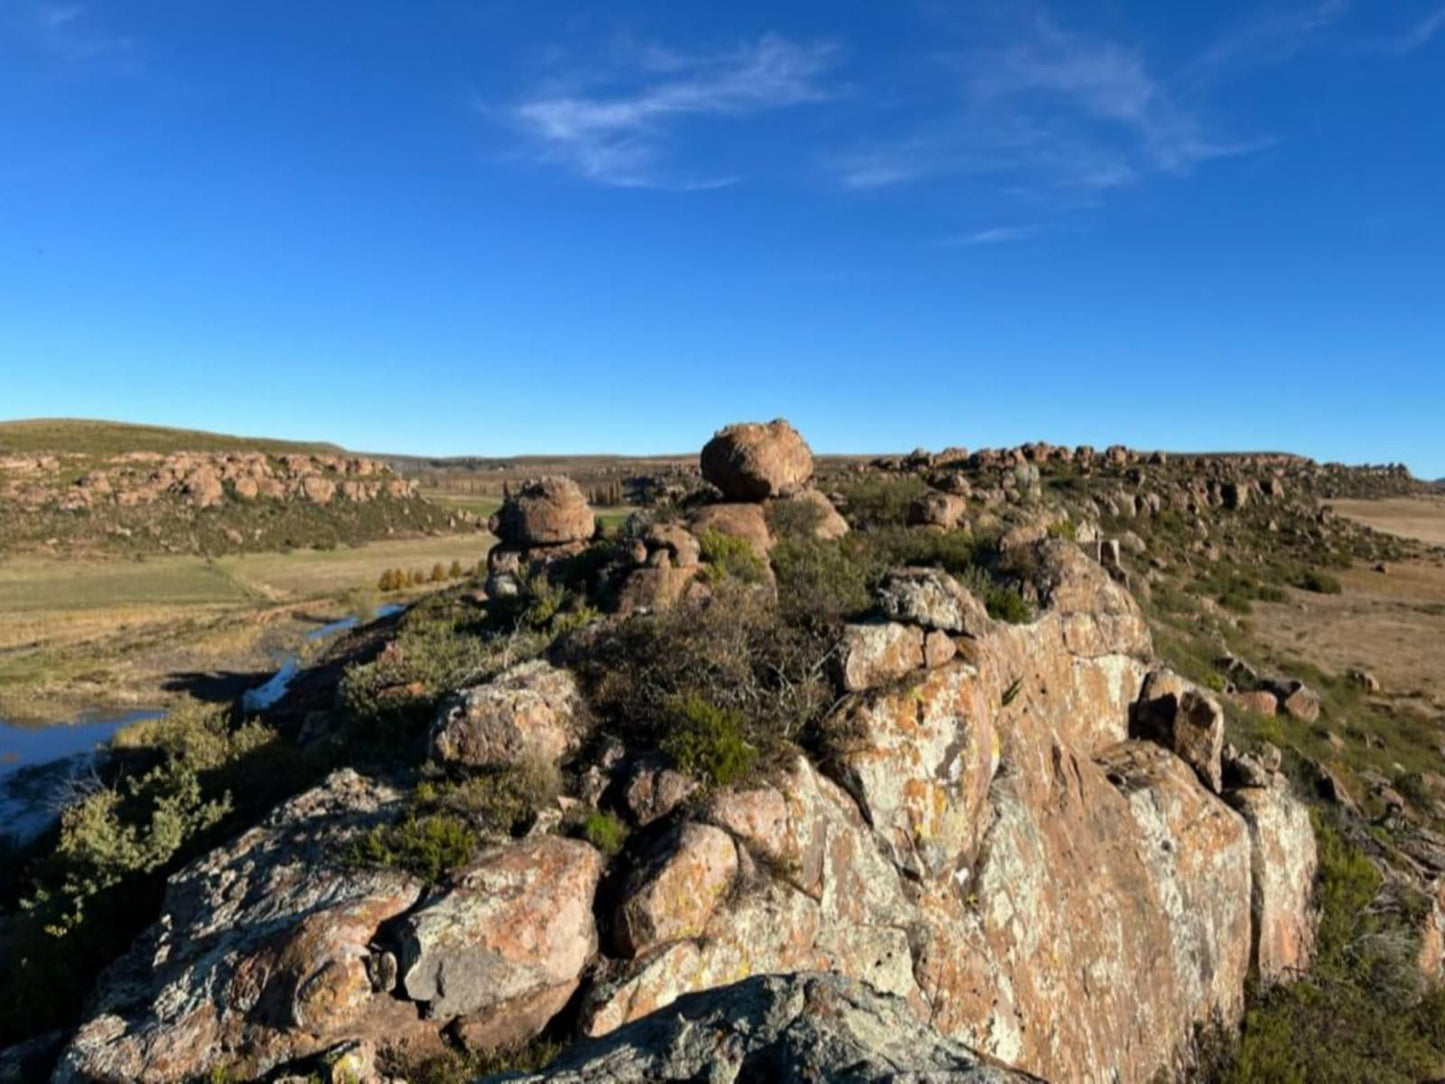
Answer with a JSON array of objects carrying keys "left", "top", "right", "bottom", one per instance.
[
  {"left": 1360, "top": 4, "right": 1445, "bottom": 55},
  {"left": 833, "top": 11, "right": 1261, "bottom": 203},
  {"left": 503, "top": 34, "right": 838, "bottom": 188},
  {"left": 1187, "top": 0, "right": 1348, "bottom": 79},
  {"left": 942, "top": 224, "right": 1051, "bottom": 247},
  {"left": 5, "top": 2, "right": 135, "bottom": 62}
]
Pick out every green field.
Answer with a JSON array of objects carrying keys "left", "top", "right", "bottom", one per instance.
[{"left": 0, "top": 418, "right": 341, "bottom": 457}]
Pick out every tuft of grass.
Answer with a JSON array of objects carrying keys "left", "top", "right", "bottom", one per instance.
[
  {"left": 661, "top": 695, "right": 759, "bottom": 787},
  {"left": 578, "top": 810, "right": 629, "bottom": 856},
  {"left": 697, "top": 530, "right": 767, "bottom": 585},
  {"left": 346, "top": 813, "right": 478, "bottom": 883}
]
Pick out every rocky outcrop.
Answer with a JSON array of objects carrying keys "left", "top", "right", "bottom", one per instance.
[
  {"left": 580, "top": 541, "right": 1312, "bottom": 1083},
  {"left": 53, "top": 772, "right": 435, "bottom": 1083},
  {"left": 503, "top": 972, "right": 1040, "bottom": 1083},
  {"left": 700, "top": 419, "right": 813, "bottom": 500},
  {"left": 53, "top": 772, "right": 604, "bottom": 1083}
]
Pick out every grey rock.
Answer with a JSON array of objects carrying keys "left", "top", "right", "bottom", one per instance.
[{"left": 495, "top": 972, "right": 1041, "bottom": 1083}]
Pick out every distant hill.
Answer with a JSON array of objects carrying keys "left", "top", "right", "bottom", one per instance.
[
  {"left": 0, "top": 419, "right": 344, "bottom": 459},
  {"left": 0, "top": 420, "right": 476, "bottom": 558}
]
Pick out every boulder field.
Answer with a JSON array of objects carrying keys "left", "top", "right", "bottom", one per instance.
[{"left": 51, "top": 530, "right": 1318, "bottom": 1083}]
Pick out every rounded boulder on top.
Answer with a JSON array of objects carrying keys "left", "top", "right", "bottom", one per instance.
[{"left": 700, "top": 419, "right": 814, "bottom": 501}]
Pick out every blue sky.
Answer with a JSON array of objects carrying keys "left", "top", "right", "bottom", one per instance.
[{"left": 2, "top": 1, "right": 1443, "bottom": 473}]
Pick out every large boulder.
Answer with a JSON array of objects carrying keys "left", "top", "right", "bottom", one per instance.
[
  {"left": 576, "top": 544, "right": 1309, "bottom": 1083},
  {"left": 396, "top": 837, "right": 604, "bottom": 1045},
  {"left": 491, "top": 477, "right": 596, "bottom": 546},
  {"left": 700, "top": 420, "right": 814, "bottom": 501},
  {"left": 430, "top": 660, "right": 586, "bottom": 770},
  {"left": 504, "top": 972, "right": 1039, "bottom": 1083},
  {"left": 688, "top": 502, "right": 773, "bottom": 557}
]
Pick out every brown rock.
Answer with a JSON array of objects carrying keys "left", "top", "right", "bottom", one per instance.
[
  {"left": 836, "top": 622, "right": 925, "bottom": 692},
  {"left": 1232, "top": 689, "right": 1280, "bottom": 717},
  {"left": 1227, "top": 780, "right": 1318, "bottom": 985},
  {"left": 688, "top": 502, "right": 773, "bottom": 556},
  {"left": 397, "top": 837, "right": 604, "bottom": 1031},
  {"left": 908, "top": 491, "right": 968, "bottom": 529},
  {"left": 700, "top": 419, "right": 814, "bottom": 501},
  {"left": 491, "top": 477, "right": 596, "bottom": 545},
  {"left": 643, "top": 523, "right": 701, "bottom": 568},
  {"left": 625, "top": 764, "right": 700, "bottom": 826},
  {"left": 875, "top": 567, "right": 991, "bottom": 636},
  {"left": 924, "top": 629, "right": 958, "bottom": 668},
  {"left": 1135, "top": 671, "right": 1225, "bottom": 794},
  {"left": 776, "top": 488, "right": 850, "bottom": 540},
  {"left": 614, "top": 824, "right": 738, "bottom": 957},
  {"left": 430, "top": 660, "right": 585, "bottom": 770}
]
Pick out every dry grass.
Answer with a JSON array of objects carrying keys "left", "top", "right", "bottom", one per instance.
[
  {"left": 1250, "top": 557, "right": 1445, "bottom": 709},
  {"left": 0, "top": 535, "right": 494, "bottom": 720},
  {"left": 1330, "top": 497, "right": 1445, "bottom": 547}
]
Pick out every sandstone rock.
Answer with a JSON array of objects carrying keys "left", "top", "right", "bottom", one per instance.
[
  {"left": 700, "top": 420, "right": 813, "bottom": 501},
  {"left": 301, "top": 474, "right": 336, "bottom": 505},
  {"left": 55, "top": 771, "right": 438, "bottom": 1083},
  {"left": 1268, "top": 679, "right": 1322, "bottom": 723},
  {"left": 624, "top": 764, "right": 699, "bottom": 827},
  {"left": 491, "top": 477, "right": 596, "bottom": 546},
  {"left": 182, "top": 467, "right": 223, "bottom": 508},
  {"left": 643, "top": 523, "right": 701, "bottom": 568},
  {"left": 1135, "top": 671, "right": 1225, "bottom": 794},
  {"left": 614, "top": 824, "right": 738, "bottom": 957},
  {"left": 836, "top": 621, "right": 925, "bottom": 692},
  {"left": 875, "top": 567, "right": 992, "bottom": 637},
  {"left": 613, "top": 565, "right": 699, "bottom": 615},
  {"left": 688, "top": 502, "right": 773, "bottom": 556},
  {"left": 908, "top": 491, "right": 968, "bottom": 529},
  {"left": 925, "top": 628, "right": 958, "bottom": 668},
  {"left": 1227, "top": 780, "right": 1318, "bottom": 985},
  {"left": 511, "top": 972, "right": 1039, "bottom": 1083},
  {"left": 430, "top": 660, "right": 586, "bottom": 770},
  {"left": 1232, "top": 689, "right": 1280, "bottom": 717},
  {"left": 396, "top": 837, "right": 603, "bottom": 1036}
]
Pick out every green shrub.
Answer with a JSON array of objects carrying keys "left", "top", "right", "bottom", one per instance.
[
  {"left": 1046, "top": 519, "right": 1078, "bottom": 542},
  {"left": 415, "top": 759, "right": 560, "bottom": 835},
  {"left": 765, "top": 496, "right": 826, "bottom": 541},
  {"left": 770, "top": 536, "right": 872, "bottom": 625},
  {"left": 697, "top": 529, "right": 767, "bottom": 584},
  {"left": 1198, "top": 817, "right": 1445, "bottom": 1083},
  {"left": 661, "top": 695, "right": 758, "bottom": 787},
  {"left": 578, "top": 810, "right": 629, "bottom": 856},
  {"left": 567, "top": 582, "right": 832, "bottom": 775},
  {"left": 1295, "top": 569, "right": 1343, "bottom": 595},
  {"left": 834, "top": 476, "right": 928, "bottom": 528},
  {"left": 346, "top": 813, "right": 477, "bottom": 883}
]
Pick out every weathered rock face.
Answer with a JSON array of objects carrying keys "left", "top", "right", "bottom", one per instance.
[
  {"left": 1135, "top": 669, "right": 1226, "bottom": 794},
  {"left": 491, "top": 477, "right": 596, "bottom": 546},
  {"left": 53, "top": 771, "right": 435, "bottom": 1083},
  {"left": 1227, "top": 778, "right": 1319, "bottom": 984},
  {"left": 700, "top": 419, "right": 814, "bottom": 501},
  {"left": 430, "top": 660, "right": 586, "bottom": 770},
  {"left": 396, "top": 837, "right": 603, "bottom": 1030},
  {"left": 506, "top": 972, "right": 1040, "bottom": 1084},
  {"left": 583, "top": 541, "right": 1309, "bottom": 1084},
  {"left": 613, "top": 824, "right": 738, "bottom": 957}
]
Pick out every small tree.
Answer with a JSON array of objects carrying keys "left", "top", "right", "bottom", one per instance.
[
  {"left": 378, "top": 569, "right": 395, "bottom": 592},
  {"left": 449, "top": 559, "right": 465, "bottom": 579},
  {"left": 430, "top": 562, "right": 447, "bottom": 583}
]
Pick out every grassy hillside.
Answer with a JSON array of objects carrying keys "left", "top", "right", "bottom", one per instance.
[{"left": 0, "top": 419, "right": 343, "bottom": 458}]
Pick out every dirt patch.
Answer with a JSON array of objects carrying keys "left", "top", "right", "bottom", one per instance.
[{"left": 1250, "top": 556, "right": 1445, "bottom": 709}]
